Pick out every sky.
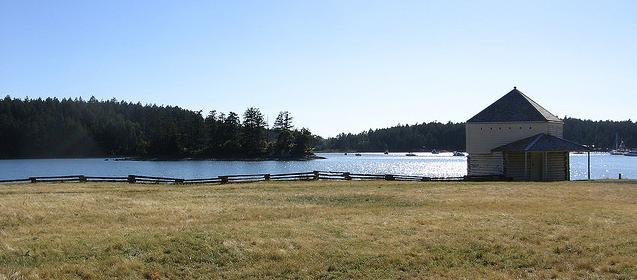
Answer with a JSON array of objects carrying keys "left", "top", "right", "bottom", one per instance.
[{"left": 1, "top": 0, "right": 636, "bottom": 137}]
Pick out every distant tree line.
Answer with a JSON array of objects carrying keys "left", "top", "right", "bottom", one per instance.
[
  {"left": 319, "top": 118, "right": 637, "bottom": 152},
  {"left": 0, "top": 96, "right": 316, "bottom": 159},
  {"left": 317, "top": 122, "right": 465, "bottom": 152},
  {"left": 563, "top": 118, "right": 637, "bottom": 150}
]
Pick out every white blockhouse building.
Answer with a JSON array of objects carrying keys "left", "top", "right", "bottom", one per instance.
[{"left": 466, "top": 87, "right": 587, "bottom": 181}]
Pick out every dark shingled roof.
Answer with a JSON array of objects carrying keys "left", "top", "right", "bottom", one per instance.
[
  {"left": 467, "top": 88, "right": 562, "bottom": 123},
  {"left": 492, "top": 133, "right": 589, "bottom": 152}
]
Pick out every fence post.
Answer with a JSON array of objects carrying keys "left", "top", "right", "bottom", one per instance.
[
  {"left": 344, "top": 172, "right": 352, "bottom": 180},
  {"left": 219, "top": 176, "right": 228, "bottom": 184},
  {"left": 79, "top": 175, "right": 87, "bottom": 183},
  {"left": 127, "top": 175, "right": 136, "bottom": 184},
  {"left": 29, "top": 177, "right": 37, "bottom": 183},
  {"left": 264, "top": 174, "right": 271, "bottom": 181},
  {"left": 313, "top": 171, "right": 320, "bottom": 180}
]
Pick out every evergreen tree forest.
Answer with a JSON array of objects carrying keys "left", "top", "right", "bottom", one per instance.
[
  {"left": 319, "top": 122, "right": 466, "bottom": 152},
  {"left": 562, "top": 118, "right": 637, "bottom": 150},
  {"left": 0, "top": 96, "right": 316, "bottom": 159}
]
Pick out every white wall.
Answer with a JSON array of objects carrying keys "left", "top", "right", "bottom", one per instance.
[{"left": 466, "top": 121, "right": 564, "bottom": 154}]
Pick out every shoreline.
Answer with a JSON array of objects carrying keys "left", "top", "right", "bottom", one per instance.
[
  {"left": 117, "top": 154, "right": 326, "bottom": 162},
  {"left": 0, "top": 154, "right": 327, "bottom": 161}
]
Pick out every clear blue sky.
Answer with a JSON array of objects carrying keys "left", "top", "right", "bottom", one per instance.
[{"left": 1, "top": 0, "right": 635, "bottom": 137}]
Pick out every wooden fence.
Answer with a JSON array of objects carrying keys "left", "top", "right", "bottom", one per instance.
[{"left": 0, "top": 171, "right": 510, "bottom": 185}]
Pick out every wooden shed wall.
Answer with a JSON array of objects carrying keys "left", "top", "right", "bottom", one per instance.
[
  {"left": 544, "top": 152, "right": 568, "bottom": 181},
  {"left": 467, "top": 152, "right": 504, "bottom": 176},
  {"left": 504, "top": 152, "right": 526, "bottom": 180},
  {"left": 503, "top": 152, "right": 569, "bottom": 181}
]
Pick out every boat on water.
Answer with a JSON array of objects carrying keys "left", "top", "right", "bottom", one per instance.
[
  {"left": 405, "top": 153, "right": 417, "bottom": 156},
  {"left": 625, "top": 150, "right": 637, "bottom": 157},
  {"left": 610, "top": 142, "right": 629, "bottom": 155},
  {"left": 452, "top": 151, "right": 465, "bottom": 157},
  {"left": 431, "top": 149, "right": 439, "bottom": 154},
  {"left": 384, "top": 150, "right": 389, "bottom": 155},
  {"left": 354, "top": 153, "right": 362, "bottom": 156},
  {"left": 611, "top": 135, "right": 629, "bottom": 155}
]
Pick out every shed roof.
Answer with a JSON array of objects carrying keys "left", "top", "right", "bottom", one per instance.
[
  {"left": 467, "top": 88, "right": 562, "bottom": 123},
  {"left": 492, "top": 133, "right": 589, "bottom": 152}
]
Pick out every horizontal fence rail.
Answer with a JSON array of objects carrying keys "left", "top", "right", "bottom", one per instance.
[{"left": 0, "top": 171, "right": 510, "bottom": 185}]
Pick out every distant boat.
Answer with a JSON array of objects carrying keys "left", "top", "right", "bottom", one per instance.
[
  {"left": 384, "top": 150, "right": 389, "bottom": 155},
  {"left": 452, "top": 151, "right": 465, "bottom": 157},
  {"left": 625, "top": 150, "right": 637, "bottom": 157},
  {"left": 431, "top": 149, "right": 439, "bottom": 154},
  {"left": 405, "top": 153, "right": 417, "bottom": 156},
  {"left": 344, "top": 153, "right": 348, "bottom": 155},
  {"left": 355, "top": 153, "right": 362, "bottom": 156},
  {"left": 611, "top": 139, "right": 629, "bottom": 155}
]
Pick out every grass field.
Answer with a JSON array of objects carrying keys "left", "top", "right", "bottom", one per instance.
[{"left": 1, "top": 180, "right": 636, "bottom": 279}]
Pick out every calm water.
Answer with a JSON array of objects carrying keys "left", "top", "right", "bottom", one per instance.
[{"left": 0, "top": 152, "right": 635, "bottom": 180}]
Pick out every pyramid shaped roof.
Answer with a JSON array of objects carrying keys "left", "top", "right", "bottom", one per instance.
[
  {"left": 492, "top": 133, "right": 588, "bottom": 152},
  {"left": 467, "top": 88, "right": 561, "bottom": 123}
]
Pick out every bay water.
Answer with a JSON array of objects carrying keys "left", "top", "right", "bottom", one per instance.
[{"left": 1, "top": 152, "right": 634, "bottom": 180}]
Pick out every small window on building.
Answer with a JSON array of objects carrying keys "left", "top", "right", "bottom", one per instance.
[
  {"left": 490, "top": 127, "right": 493, "bottom": 130},
  {"left": 529, "top": 126, "right": 532, "bottom": 129}
]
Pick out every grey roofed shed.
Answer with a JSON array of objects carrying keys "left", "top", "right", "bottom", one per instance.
[
  {"left": 491, "top": 133, "right": 591, "bottom": 181},
  {"left": 492, "top": 133, "right": 589, "bottom": 152},
  {"left": 467, "top": 88, "right": 561, "bottom": 123}
]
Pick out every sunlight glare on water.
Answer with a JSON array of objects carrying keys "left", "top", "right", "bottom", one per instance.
[{"left": 314, "top": 153, "right": 467, "bottom": 177}]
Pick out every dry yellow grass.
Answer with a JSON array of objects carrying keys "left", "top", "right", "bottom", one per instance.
[{"left": 0, "top": 180, "right": 636, "bottom": 279}]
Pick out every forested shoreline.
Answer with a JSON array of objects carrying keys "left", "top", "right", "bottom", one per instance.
[
  {"left": 1, "top": 96, "right": 635, "bottom": 159},
  {"left": 0, "top": 96, "right": 317, "bottom": 159}
]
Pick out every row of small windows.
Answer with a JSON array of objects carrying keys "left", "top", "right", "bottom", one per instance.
[{"left": 480, "top": 126, "right": 533, "bottom": 130}]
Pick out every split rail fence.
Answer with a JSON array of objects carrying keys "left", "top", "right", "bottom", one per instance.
[{"left": 0, "top": 171, "right": 508, "bottom": 185}]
